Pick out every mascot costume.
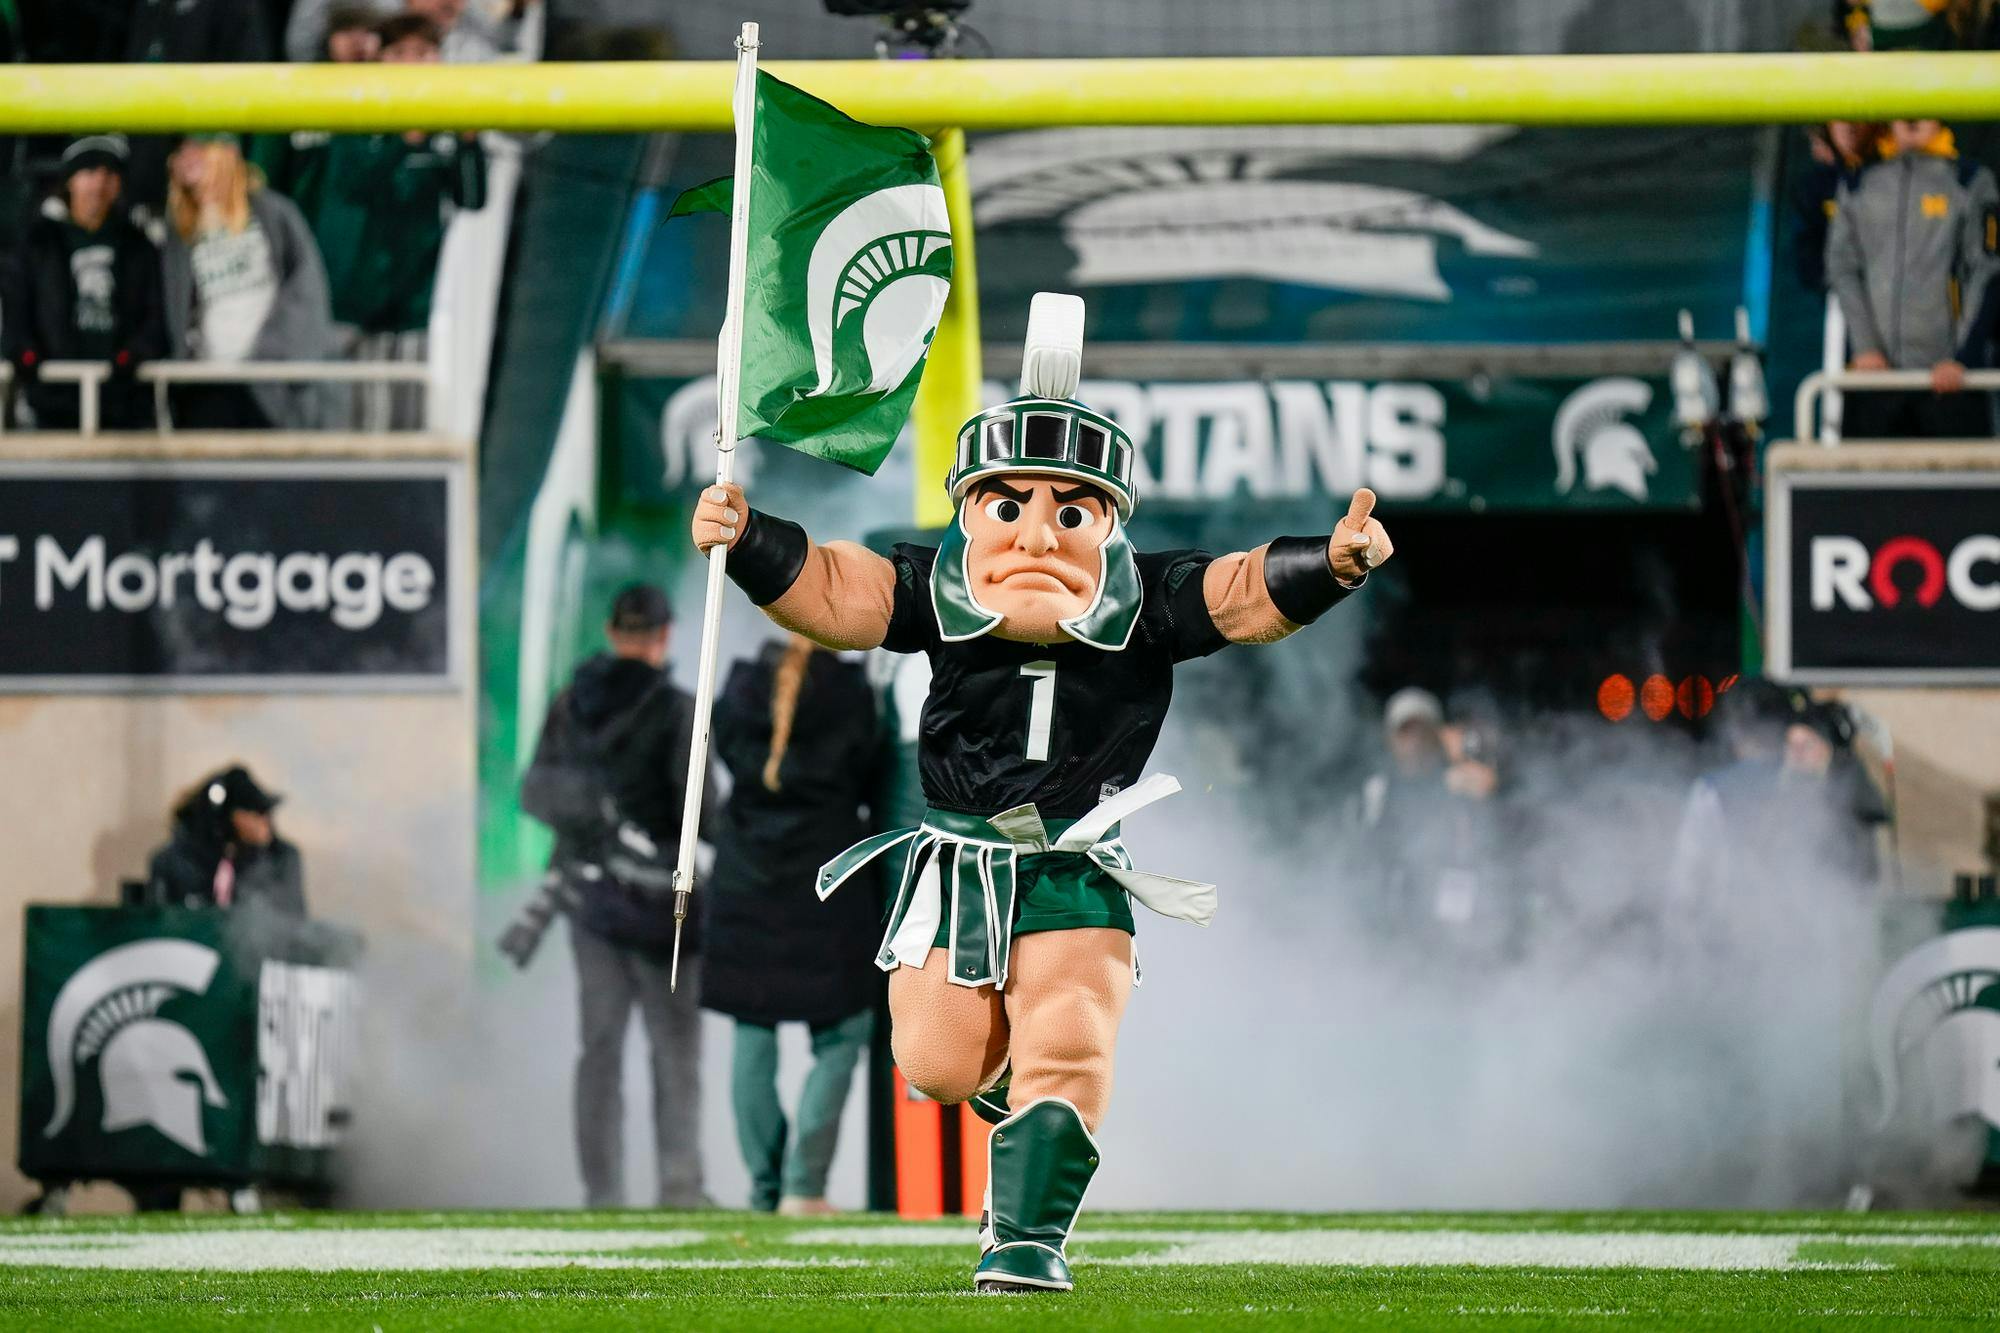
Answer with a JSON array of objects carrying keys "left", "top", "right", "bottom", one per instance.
[{"left": 693, "top": 292, "right": 1392, "bottom": 1292}]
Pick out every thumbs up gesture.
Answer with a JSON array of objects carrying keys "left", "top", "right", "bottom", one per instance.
[{"left": 1329, "top": 488, "right": 1393, "bottom": 586}]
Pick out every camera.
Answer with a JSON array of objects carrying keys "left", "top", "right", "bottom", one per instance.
[
  {"left": 822, "top": 0, "right": 968, "bottom": 16},
  {"left": 497, "top": 868, "right": 582, "bottom": 970},
  {"left": 823, "top": 1, "right": 973, "bottom": 57}
]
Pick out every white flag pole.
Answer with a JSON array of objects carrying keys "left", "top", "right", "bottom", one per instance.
[{"left": 670, "top": 19, "right": 760, "bottom": 992}]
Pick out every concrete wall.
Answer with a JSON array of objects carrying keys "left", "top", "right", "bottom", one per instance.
[
  {"left": 0, "top": 435, "right": 476, "bottom": 1213},
  {"left": 1834, "top": 687, "right": 2000, "bottom": 896}
]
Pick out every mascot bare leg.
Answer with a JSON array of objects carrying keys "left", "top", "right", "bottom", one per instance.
[{"left": 890, "top": 929, "right": 1132, "bottom": 1290}]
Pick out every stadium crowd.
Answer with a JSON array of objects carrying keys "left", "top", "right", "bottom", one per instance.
[
  {"left": 1788, "top": 3, "right": 2000, "bottom": 437},
  {"left": 0, "top": 0, "right": 526, "bottom": 431}
]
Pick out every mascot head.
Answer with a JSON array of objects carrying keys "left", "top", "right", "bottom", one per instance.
[{"left": 934, "top": 292, "right": 1142, "bottom": 650}]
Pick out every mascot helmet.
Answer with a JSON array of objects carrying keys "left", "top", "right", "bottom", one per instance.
[
  {"left": 931, "top": 292, "right": 1144, "bottom": 650},
  {"left": 944, "top": 293, "right": 1138, "bottom": 520}
]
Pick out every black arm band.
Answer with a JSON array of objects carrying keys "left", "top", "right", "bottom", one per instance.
[
  {"left": 1264, "top": 535, "right": 1355, "bottom": 625},
  {"left": 726, "top": 510, "right": 810, "bottom": 606}
]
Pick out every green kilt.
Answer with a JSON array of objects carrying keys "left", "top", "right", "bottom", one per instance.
[{"left": 815, "top": 777, "right": 1214, "bottom": 992}]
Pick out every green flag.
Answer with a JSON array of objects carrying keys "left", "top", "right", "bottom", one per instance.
[{"left": 673, "top": 72, "right": 953, "bottom": 476}]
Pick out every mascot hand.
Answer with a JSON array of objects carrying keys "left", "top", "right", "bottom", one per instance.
[
  {"left": 692, "top": 481, "right": 748, "bottom": 554},
  {"left": 1330, "top": 487, "right": 1393, "bottom": 585}
]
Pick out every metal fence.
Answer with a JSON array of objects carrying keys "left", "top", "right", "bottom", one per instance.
[{"left": 0, "top": 362, "right": 438, "bottom": 436}]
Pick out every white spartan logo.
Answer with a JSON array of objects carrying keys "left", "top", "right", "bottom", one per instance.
[
  {"left": 44, "top": 939, "right": 228, "bottom": 1156},
  {"left": 1869, "top": 927, "right": 2000, "bottom": 1135},
  {"left": 804, "top": 183, "right": 952, "bottom": 401},
  {"left": 1553, "top": 377, "right": 1659, "bottom": 503}
]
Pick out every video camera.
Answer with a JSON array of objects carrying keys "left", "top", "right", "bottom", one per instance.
[{"left": 823, "top": 0, "right": 973, "bottom": 57}]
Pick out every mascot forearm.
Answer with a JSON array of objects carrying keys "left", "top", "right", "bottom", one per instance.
[{"left": 692, "top": 293, "right": 1393, "bottom": 1294}]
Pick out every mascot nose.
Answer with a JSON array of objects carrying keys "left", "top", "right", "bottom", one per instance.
[{"left": 1020, "top": 520, "right": 1059, "bottom": 556}]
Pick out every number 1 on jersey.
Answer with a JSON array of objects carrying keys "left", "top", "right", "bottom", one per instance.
[{"left": 1019, "top": 661, "right": 1057, "bottom": 762}]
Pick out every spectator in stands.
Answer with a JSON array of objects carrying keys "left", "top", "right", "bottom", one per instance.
[
  {"left": 3, "top": 135, "right": 167, "bottom": 430},
  {"left": 330, "top": 15, "right": 487, "bottom": 428},
  {"left": 1792, "top": 121, "right": 1879, "bottom": 292},
  {"left": 147, "top": 765, "right": 306, "bottom": 916},
  {"left": 1827, "top": 117, "right": 2000, "bottom": 438},
  {"left": 323, "top": 3, "right": 385, "bottom": 61},
  {"left": 160, "top": 134, "right": 339, "bottom": 430},
  {"left": 704, "top": 636, "right": 887, "bottom": 1215},
  {"left": 1845, "top": 0, "right": 1962, "bottom": 49},
  {"left": 259, "top": 16, "right": 485, "bottom": 430},
  {"left": 285, "top": 0, "right": 535, "bottom": 63},
  {"left": 405, "top": 0, "right": 535, "bottom": 63},
  {"left": 519, "top": 583, "right": 718, "bottom": 1210},
  {"left": 77, "top": 0, "right": 274, "bottom": 209}
]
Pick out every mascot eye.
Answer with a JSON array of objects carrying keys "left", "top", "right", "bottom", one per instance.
[
  {"left": 984, "top": 497, "right": 1023, "bottom": 523},
  {"left": 1057, "top": 505, "right": 1095, "bottom": 531}
]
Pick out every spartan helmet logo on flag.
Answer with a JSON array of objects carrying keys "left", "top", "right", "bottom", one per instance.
[
  {"left": 805, "top": 183, "right": 952, "bottom": 401},
  {"left": 43, "top": 939, "right": 230, "bottom": 1156},
  {"left": 668, "top": 70, "right": 954, "bottom": 476}
]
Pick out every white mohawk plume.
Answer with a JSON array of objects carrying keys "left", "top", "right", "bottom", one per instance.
[{"left": 1020, "top": 291, "right": 1086, "bottom": 400}]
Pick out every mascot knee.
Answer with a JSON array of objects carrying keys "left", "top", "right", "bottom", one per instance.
[{"left": 891, "top": 1032, "right": 986, "bottom": 1106}]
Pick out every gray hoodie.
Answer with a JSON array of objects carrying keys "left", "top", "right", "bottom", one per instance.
[
  {"left": 161, "top": 187, "right": 342, "bottom": 429},
  {"left": 1827, "top": 138, "right": 2000, "bottom": 370}
]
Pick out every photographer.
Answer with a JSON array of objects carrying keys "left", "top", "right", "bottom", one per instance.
[
  {"left": 512, "top": 583, "right": 718, "bottom": 1210},
  {"left": 1355, "top": 689, "right": 1515, "bottom": 959},
  {"left": 146, "top": 765, "right": 304, "bottom": 916},
  {"left": 1671, "top": 683, "right": 1887, "bottom": 907}
]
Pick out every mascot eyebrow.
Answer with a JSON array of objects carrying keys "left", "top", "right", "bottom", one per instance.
[{"left": 969, "top": 477, "right": 1111, "bottom": 513}]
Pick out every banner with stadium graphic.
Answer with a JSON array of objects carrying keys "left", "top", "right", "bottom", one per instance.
[
  {"left": 621, "top": 125, "right": 1761, "bottom": 349},
  {"left": 18, "top": 907, "right": 359, "bottom": 1187},
  {"left": 604, "top": 368, "right": 1698, "bottom": 515}
]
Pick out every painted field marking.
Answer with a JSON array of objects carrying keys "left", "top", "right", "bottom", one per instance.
[
  {"left": 789, "top": 1226, "right": 2000, "bottom": 1271},
  {"left": 0, "top": 1228, "right": 788, "bottom": 1273},
  {"left": 2, "top": 1223, "right": 1995, "bottom": 1273}
]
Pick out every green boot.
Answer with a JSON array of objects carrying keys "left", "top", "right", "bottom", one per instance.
[
  {"left": 970, "top": 1066, "right": 1012, "bottom": 1126},
  {"left": 973, "top": 1098, "right": 1100, "bottom": 1293}
]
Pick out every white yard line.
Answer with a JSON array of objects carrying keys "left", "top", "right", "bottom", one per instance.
[
  {"left": 0, "top": 1228, "right": 720, "bottom": 1272},
  {"left": 787, "top": 1225, "right": 1992, "bottom": 1272},
  {"left": 1, "top": 1221, "right": 1992, "bottom": 1273}
]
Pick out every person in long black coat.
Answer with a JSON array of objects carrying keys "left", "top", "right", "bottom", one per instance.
[{"left": 704, "top": 635, "right": 889, "bottom": 1213}]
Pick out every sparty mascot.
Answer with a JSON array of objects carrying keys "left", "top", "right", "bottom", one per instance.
[{"left": 692, "top": 292, "right": 1393, "bottom": 1292}]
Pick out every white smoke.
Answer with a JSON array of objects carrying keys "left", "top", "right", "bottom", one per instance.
[{"left": 1102, "top": 622, "right": 1895, "bottom": 1210}]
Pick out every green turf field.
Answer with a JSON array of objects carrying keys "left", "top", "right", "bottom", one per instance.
[{"left": 2, "top": 1208, "right": 1998, "bottom": 1329}]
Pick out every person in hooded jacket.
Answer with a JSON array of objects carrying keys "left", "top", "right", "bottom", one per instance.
[
  {"left": 3, "top": 135, "right": 168, "bottom": 429},
  {"left": 518, "top": 582, "right": 719, "bottom": 1210},
  {"left": 146, "top": 765, "right": 305, "bottom": 916},
  {"left": 703, "top": 635, "right": 890, "bottom": 1214}
]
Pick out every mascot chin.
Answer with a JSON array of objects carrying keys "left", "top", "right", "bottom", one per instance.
[{"left": 694, "top": 291, "right": 1394, "bottom": 1293}]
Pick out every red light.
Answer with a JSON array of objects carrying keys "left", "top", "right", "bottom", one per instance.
[
  {"left": 1640, "top": 674, "right": 1675, "bottom": 722},
  {"left": 1676, "top": 675, "right": 1715, "bottom": 720},
  {"left": 1597, "top": 674, "right": 1636, "bottom": 722},
  {"left": 1716, "top": 673, "right": 1740, "bottom": 695}
]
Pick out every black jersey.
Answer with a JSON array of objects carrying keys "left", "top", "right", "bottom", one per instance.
[{"left": 881, "top": 544, "right": 1230, "bottom": 819}]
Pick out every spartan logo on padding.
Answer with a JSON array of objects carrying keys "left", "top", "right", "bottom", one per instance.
[
  {"left": 805, "top": 182, "right": 952, "bottom": 401},
  {"left": 44, "top": 939, "right": 229, "bottom": 1156},
  {"left": 1869, "top": 927, "right": 2000, "bottom": 1134},
  {"left": 1553, "top": 378, "right": 1658, "bottom": 502}
]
